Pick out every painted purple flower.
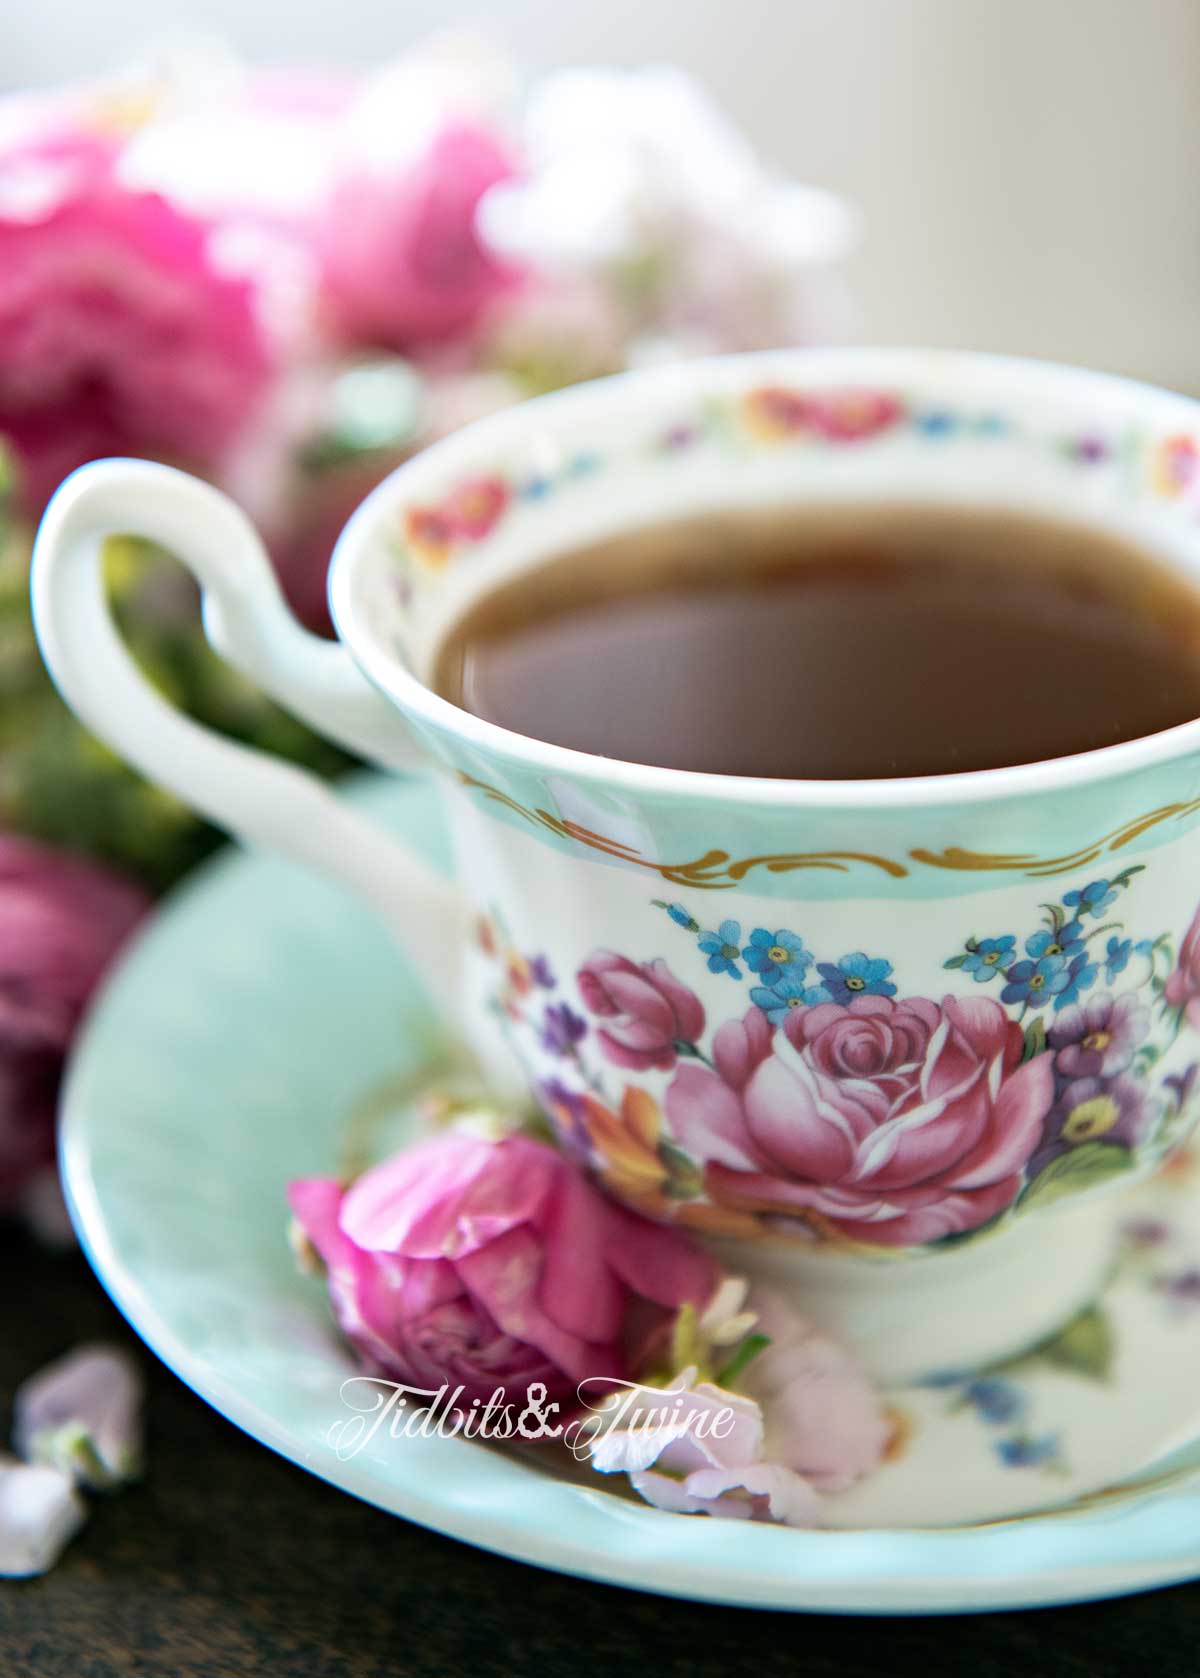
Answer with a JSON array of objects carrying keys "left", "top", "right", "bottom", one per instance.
[
  {"left": 1166, "top": 1062, "right": 1199, "bottom": 1113},
  {"left": 1071, "top": 436, "right": 1110, "bottom": 465},
  {"left": 1048, "top": 993, "right": 1149, "bottom": 1079},
  {"left": 540, "top": 1001, "right": 587, "bottom": 1057},
  {"left": 529, "top": 955, "right": 556, "bottom": 989},
  {"left": 537, "top": 1078, "right": 591, "bottom": 1162},
  {"left": 1029, "top": 1074, "right": 1151, "bottom": 1176},
  {"left": 1157, "top": 1268, "right": 1200, "bottom": 1314},
  {"left": 1123, "top": 1216, "right": 1171, "bottom": 1249}
]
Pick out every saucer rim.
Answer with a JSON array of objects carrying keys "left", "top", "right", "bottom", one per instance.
[{"left": 58, "top": 774, "right": 1200, "bottom": 1615}]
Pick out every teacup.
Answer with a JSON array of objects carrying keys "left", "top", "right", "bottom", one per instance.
[{"left": 31, "top": 348, "right": 1200, "bottom": 1383}]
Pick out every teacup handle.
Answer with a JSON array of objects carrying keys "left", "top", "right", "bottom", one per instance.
[{"left": 31, "top": 459, "right": 466, "bottom": 1016}]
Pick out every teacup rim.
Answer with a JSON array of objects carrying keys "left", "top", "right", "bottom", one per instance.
[{"left": 329, "top": 345, "right": 1200, "bottom": 810}]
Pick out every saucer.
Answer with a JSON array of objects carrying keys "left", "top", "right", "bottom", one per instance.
[{"left": 60, "top": 775, "right": 1200, "bottom": 1613}]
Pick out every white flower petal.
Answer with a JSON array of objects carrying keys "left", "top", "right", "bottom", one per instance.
[{"left": 0, "top": 1459, "right": 86, "bottom": 1577}]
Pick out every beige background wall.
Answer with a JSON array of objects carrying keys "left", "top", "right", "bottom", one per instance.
[{"left": 4, "top": 0, "right": 1198, "bottom": 390}]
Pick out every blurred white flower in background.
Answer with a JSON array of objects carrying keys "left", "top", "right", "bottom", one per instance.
[{"left": 479, "top": 66, "right": 857, "bottom": 357}]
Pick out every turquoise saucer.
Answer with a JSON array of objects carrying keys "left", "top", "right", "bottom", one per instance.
[{"left": 59, "top": 775, "right": 1200, "bottom": 1613}]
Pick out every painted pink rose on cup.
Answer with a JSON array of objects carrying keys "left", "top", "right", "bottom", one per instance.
[
  {"left": 288, "top": 1131, "right": 716, "bottom": 1408},
  {"left": 1166, "top": 905, "right": 1200, "bottom": 1029},
  {"left": 0, "top": 130, "right": 273, "bottom": 514},
  {"left": 578, "top": 952, "right": 705, "bottom": 1072},
  {"left": 667, "top": 994, "right": 1053, "bottom": 1246}
]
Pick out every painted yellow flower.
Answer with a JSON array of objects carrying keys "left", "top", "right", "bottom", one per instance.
[
  {"left": 1151, "top": 433, "right": 1200, "bottom": 499},
  {"left": 504, "top": 949, "right": 533, "bottom": 997},
  {"left": 740, "top": 385, "right": 813, "bottom": 442},
  {"left": 403, "top": 503, "right": 456, "bottom": 568},
  {"left": 583, "top": 1088, "right": 758, "bottom": 1236},
  {"left": 584, "top": 1088, "right": 666, "bottom": 1203}
]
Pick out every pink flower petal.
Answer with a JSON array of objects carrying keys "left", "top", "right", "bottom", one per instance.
[
  {"left": 743, "top": 1053, "right": 862, "bottom": 1181},
  {"left": 665, "top": 1064, "right": 766, "bottom": 1172},
  {"left": 631, "top": 1462, "right": 823, "bottom": 1525},
  {"left": 338, "top": 1133, "right": 557, "bottom": 1257},
  {"left": 14, "top": 1342, "right": 143, "bottom": 1489},
  {"left": 952, "top": 1052, "right": 1054, "bottom": 1190}
]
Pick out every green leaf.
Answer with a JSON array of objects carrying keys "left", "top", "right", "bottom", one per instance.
[
  {"left": 1019, "top": 1142, "right": 1134, "bottom": 1211},
  {"left": 659, "top": 1142, "right": 703, "bottom": 1199},
  {"left": 1021, "top": 1017, "right": 1048, "bottom": 1063},
  {"left": 943, "top": 954, "right": 968, "bottom": 970},
  {"left": 1033, "top": 1305, "right": 1114, "bottom": 1382},
  {"left": 715, "top": 1333, "right": 771, "bottom": 1389}
]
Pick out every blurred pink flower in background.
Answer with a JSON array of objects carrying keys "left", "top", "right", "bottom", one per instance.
[
  {"left": 0, "top": 127, "right": 274, "bottom": 515},
  {"left": 288, "top": 1129, "right": 717, "bottom": 1409},
  {"left": 313, "top": 41, "right": 521, "bottom": 354},
  {"left": 0, "top": 41, "right": 859, "bottom": 1246},
  {"left": 318, "top": 124, "right": 519, "bottom": 352},
  {"left": 0, "top": 837, "right": 148, "bottom": 1224}
]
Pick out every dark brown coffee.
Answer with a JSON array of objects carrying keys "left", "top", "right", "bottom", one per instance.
[{"left": 433, "top": 503, "right": 1200, "bottom": 778}]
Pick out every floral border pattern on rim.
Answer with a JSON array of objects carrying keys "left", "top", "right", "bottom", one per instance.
[{"left": 388, "top": 384, "right": 1200, "bottom": 582}]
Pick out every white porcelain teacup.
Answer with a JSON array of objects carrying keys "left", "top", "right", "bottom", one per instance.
[{"left": 32, "top": 348, "right": 1200, "bottom": 1382}]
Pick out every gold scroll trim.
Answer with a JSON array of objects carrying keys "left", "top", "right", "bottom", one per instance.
[{"left": 457, "top": 777, "right": 1200, "bottom": 888}]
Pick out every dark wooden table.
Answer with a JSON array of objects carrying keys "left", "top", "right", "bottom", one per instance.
[{"left": 2, "top": 1227, "right": 1196, "bottom": 1677}]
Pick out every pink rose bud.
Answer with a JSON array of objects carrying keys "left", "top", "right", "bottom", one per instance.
[
  {"left": 288, "top": 1130, "right": 717, "bottom": 1410},
  {"left": 577, "top": 951, "right": 705, "bottom": 1072}
]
